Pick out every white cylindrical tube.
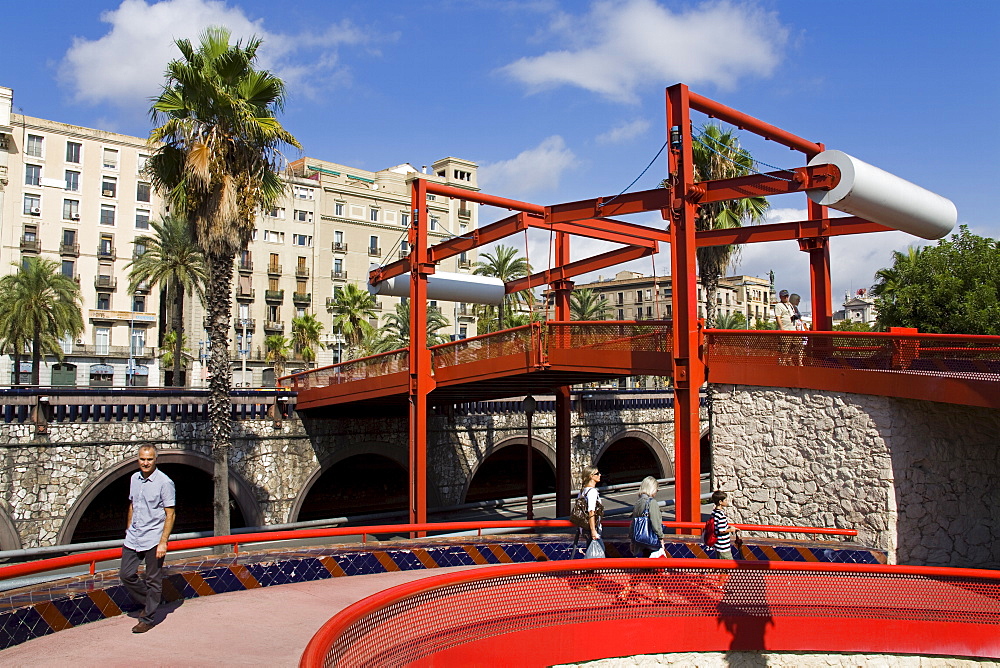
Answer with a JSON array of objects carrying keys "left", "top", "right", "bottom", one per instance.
[
  {"left": 368, "top": 268, "right": 506, "bottom": 305},
  {"left": 807, "top": 150, "right": 957, "bottom": 240}
]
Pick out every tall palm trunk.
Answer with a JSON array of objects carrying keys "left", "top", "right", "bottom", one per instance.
[
  {"left": 31, "top": 332, "right": 41, "bottom": 386},
  {"left": 171, "top": 279, "right": 185, "bottom": 387},
  {"left": 206, "top": 252, "right": 233, "bottom": 538},
  {"left": 12, "top": 348, "right": 21, "bottom": 386}
]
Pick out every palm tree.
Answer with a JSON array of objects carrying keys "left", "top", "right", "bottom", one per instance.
[
  {"left": 264, "top": 334, "right": 291, "bottom": 378},
  {"left": 690, "top": 123, "right": 769, "bottom": 327},
  {"left": 330, "top": 283, "right": 378, "bottom": 359},
  {"left": 159, "top": 330, "right": 194, "bottom": 373},
  {"left": 126, "top": 215, "right": 206, "bottom": 386},
  {"left": 148, "top": 26, "right": 301, "bottom": 537},
  {"left": 372, "top": 300, "right": 450, "bottom": 352},
  {"left": 474, "top": 244, "right": 532, "bottom": 331},
  {"left": 570, "top": 288, "right": 610, "bottom": 321},
  {"left": 290, "top": 313, "right": 324, "bottom": 367},
  {"left": 0, "top": 258, "right": 83, "bottom": 385},
  {"left": 714, "top": 312, "right": 748, "bottom": 329}
]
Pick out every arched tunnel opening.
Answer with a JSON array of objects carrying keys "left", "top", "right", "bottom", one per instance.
[
  {"left": 595, "top": 437, "right": 663, "bottom": 486},
  {"left": 70, "top": 464, "right": 248, "bottom": 544},
  {"left": 296, "top": 454, "right": 408, "bottom": 522},
  {"left": 464, "top": 445, "right": 555, "bottom": 503}
]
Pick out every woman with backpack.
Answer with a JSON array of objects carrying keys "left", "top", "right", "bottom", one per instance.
[{"left": 618, "top": 476, "right": 666, "bottom": 601}]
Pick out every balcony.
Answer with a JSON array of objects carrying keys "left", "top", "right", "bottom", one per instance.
[
  {"left": 368, "top": 246, "right": 381, "bottom": 257},
  {"left": 68, "top": 344, "right": 155, "bottom": 358},
  {"left": 94, "top": 276, "right": 118, "bottom": 291},
  {"left": 331, "top": 270, "right": 347, "bottom": 280},
  {"left": 295, "top": 265, "right": 310, "bottom": 278},
  {"left": 236, "top": 287, "right": 255, "bottom": 301},
  {"left": 325, "top": 297, "right": 336, "bottom": 309},
  {"left": 267, "top": 264, "right": 282, "bottom": 275},
  {"left": 60, "top": 242, "right": 80, "bottom": 256},
  {"left": 331, "top": 241, "right": 348, "bottom": 252},
  {"left": 458, "top": 208, "right": 472, "bottom": 218},
  {"left": 238, "top": 260, "right": 254, "bottom": 273},
  {"left": 458, "top": 258, "right": 471, "bottom": 269},
  {"left": 97, "top": 246, "right": 116, "bottom": 260},
  {"left": 264, "top": 289, "right": 284, "bottom": 302},
  {"left": 234, "top": 318, "right": 256, "bottom": 331},
  {"left": 398, "top": 250, "right": 410, "bottom": 260},
  {"left": 264, "top": 320, "right": 284, "bottom": 331},
  {"left": 20, "top": 238, "right": 40, "bottom": 253},
  {"left": 293, "top": 292, "right": 311, "bottom": 304},
  {"left": 134, "top": 280, "right": 151, "bottom": 293}
]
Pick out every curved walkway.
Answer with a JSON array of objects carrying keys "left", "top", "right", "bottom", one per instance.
[{"left": 0, "top": 565, "right": 491, "bottom": 667}]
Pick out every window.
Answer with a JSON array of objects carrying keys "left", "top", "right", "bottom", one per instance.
[
  {"left": 131, "top": 329, "right": 146, "bottom": 355},
  {"left": 238, "top": 303, "right": 250, "bottom": 320},
  {"left": 335, "top": 202, "right": 345, "bottom": 216},
  {"left": 268, "top": 304, "right": 280, "bottom": 321},
  {"left": 293, "top": 209, "right": 312, "bottom": 223},
  {"left": 136, "top": 182, "right": 151, "bottom": 202},
  {"left": 370, "top": 208, "right": 379, "bottom": 222},
  {"left": 102, "top": 148, "right": 118, "bottom": 169},
  {"left": 636, "top": 290, "right": 643, "bottom": 303},
  {"left": 61, "top": 260, "right": 75, "bottom": 278},
  {"left": 25, "top": 164, "right": 41, "bottom": 186},
  {"left": 102, "top": 177, "right": 117, "bottom": 198},
  {"left": 26, "top": 135, "right": 43, "bottom": 158},
  {"left": 97, "top": 293, "right": 111, "bottom": 310},
  {"left": 369, "top": 235, "right": 379, "bottom": 254},
  {"left": 133, "top": 241, "right": 147, "bottom": 257},
  {"left": 334, "top": 230, "right": 344, "bottom": 245},
  {"left": 65, "top": 170, "right": 80, "bottom": 192},
  {"left": 646, "top": 289, "right": 652, "bottom": 301},
  {"left": 100, "top": 205, "right": 116, "bottom": 226},
  {"left": 459, "top": 326, "right": 467, "bottom": 339},
  {"left": 137, "top": 153, "right": 149, "bottom": 172},
  {"left": 263, "top": 230, "right": 284, "bottom": 243},
  {"left": 333, "top": 258, "right": 343, "bottom": 273},
  {"left": 63, "top": 199, "right": 80, "bottom": 220},
  {"left": 133, "top": 295, "right": 146, "bottom": 312},
  {"left": 99, "top": 234, "right": 114, "bottom": 255},
  {"left": 23, "top": 194, "right": 40, "bottom": 215},
  {"left": 135, "top": 210, "right": 150, "bottom": 229},
  {"left": 296, "top": 279, "right": 308, "bottom": 293},
  {"left": 268, "top": 206, "right": 285, "bottom": 219},
  {"left": 66, "top": 141, "right": 82, "bottom": 163},
  {"left": 22, "top": 225, "right": 37, "bottom": 242},
  {"left": 616, "top": 292, "right": 624, "bottom": 305},
  {"left": 430, "top": 217, "right": 438, "bottom": 231},
  {"left": 292, "top": 234, "right": 312, "bottom": 247},
  {"left": 95, "top": 328, "right": 111, "bottom": 355},
  {"left": 618, "top": 309, "right": 624, "bottom": 320},
  {"left": 293, "top": 186, "right": 314, "bottom": 200},
  {"left": 63, "top": 229, "right": 76, "bottom": 245},
  {"left": 399, "top": 212, "right": 410, "bottom": 227}
]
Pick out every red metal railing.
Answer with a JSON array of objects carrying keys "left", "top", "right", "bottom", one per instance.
[
  {"left": 280, "top": 349, "right": 409, "bottom": 390},
  {"left": 546, "top": 320, "right": 673, "bottom": 353},
  {"left": 431, "top": 324, "right": 538, "bottom": 370},
  {"left": 302, "top": 559, "right": 1000, "bottom": 667},
  {"left": 0, "top": 520, "right": 854, "bottom": 583}
]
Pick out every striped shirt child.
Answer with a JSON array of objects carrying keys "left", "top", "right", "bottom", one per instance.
[{"left": 712, "top": 505, "right": 731, "bottom": 551}]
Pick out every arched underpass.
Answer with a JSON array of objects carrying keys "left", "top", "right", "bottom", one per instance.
[
  {"left": 296, "top": 454, "right": 408, "bottom": 523},
  {"left": 70, "top": 464, "right": 248, "bottom": 544},
  {"left": 465, "top": 445, "right": 555, "bottom": 503},
  {"left": 596, "top": 437, "right": 664, "bottom": 486}
]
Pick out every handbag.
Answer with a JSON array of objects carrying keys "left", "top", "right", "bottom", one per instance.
[
  {"left": 630, "top": 497, "right": 660, "bottom": 550},
  {"left": 570, "top": 490, "right": 590, "bottom": 528},
  {"left": 584, "top": 538, "right": 605, "bottom": 559}
]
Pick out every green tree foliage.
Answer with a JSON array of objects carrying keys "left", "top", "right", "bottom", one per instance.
[
  {"left": 264, "top": 334, "right": 291, "bottom": 378},
  {"left": 570, "top": 288, "right": 610, "bottom": 321},
  {"left": 291, "top": 313, "right": 324, "bottom": 366},
  {"left": 330, "top": 283, "right": 378, "bottom": 358},
  {"left": 872, "top": 226, "right": 1000, "bottom": 334},
  {"left": 714, "top": 312, "right": 748, "bottom": 329},
  {"left": 689, "top": 124, "right": 769, "bottom": 327},
  {"left": 126, "top": 215, "right": 206, "bottom": 386},
  {"left": 474, "top": 244, "right": 532, "bottom": 331},
  {"left": 833, "top": 321, "right": 873, "bottom": 332},
  {"left": 0, "top": 258, "right": 83, "bottom": 385},
  {"left": 148, "top": 26, "right": 301, "bottom": 537},
  {"left": 370, "top": 300, "right": 450, "bottom": 352},
  {"left": 159, "top": 330, "right": 194, "bottom": 370},
  {"left": 753, "top": 317, "right": 778, "bottom": 330}
]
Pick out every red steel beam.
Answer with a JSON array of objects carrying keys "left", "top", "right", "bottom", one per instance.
[
  {"left": 547, "top": 188, "right": 673, "bottom": 225},
  {"left": 408, "top": 178, "right": 434, "bottom": 530},
  {"left": 696, "top": 163, "right": 839, "bottom": 203},
  {"left": 552, "top": 232, "right": 573, "bottom": 517},
  {"left": 505, "top": 244, "right": 655, "bottom": 294},
  {"left": 688, "top": 90, "right": 824, "bottom": 157},
  {"left": 424, "top": 181, "right": 546, "bottom": 215},
  {"left": 538, "top": 217, "right": 665, "bottom": 247},
  {"left": 695, "top": 216, "right": 892, "bottom": 247}
]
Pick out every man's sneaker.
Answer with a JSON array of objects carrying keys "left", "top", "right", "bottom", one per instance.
[{"left": 132, "top": 621, "right": 154, "bottom": 633}]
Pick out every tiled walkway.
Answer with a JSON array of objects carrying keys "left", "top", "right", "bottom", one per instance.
[{"left": 0, "top": 564, "right": 493, "bottom": 667}]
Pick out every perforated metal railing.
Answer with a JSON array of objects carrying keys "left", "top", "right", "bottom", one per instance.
[
  {"left": 546, "top": 320, "right": 673, "bottom": 353},
  {"left": 431, "top": 324, "right": 539, "bottom": 370},
  {"left": 302, "top": 559, "right": 1000, "bottom": 667},
  {"left": 281, "top": 349, "right": 409, "bottom": 390},
  {"left": 706, "top": 330, "right": 1000, "bottom": 380}
]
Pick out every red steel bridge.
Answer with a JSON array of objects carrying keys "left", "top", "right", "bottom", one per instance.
[{"left": 280, "top": 83, "right": 995, "bottom": 541}]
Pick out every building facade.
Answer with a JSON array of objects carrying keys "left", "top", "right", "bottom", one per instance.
[{"left": 0, "top": 85, "right": 479, "bottom": 387}]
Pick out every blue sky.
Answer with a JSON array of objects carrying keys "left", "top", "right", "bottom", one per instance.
[{"left": 4, "top": 0, "right": 997, "bottom": 314}]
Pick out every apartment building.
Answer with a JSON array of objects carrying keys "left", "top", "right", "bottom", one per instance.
[
  {"left": 548, "top": 270, "right": 773, "bottom": 326},
  {"left": 0, "top": 85, "right": 480, "bottom": 387},
  {"left": 0, "top": 87, "right": 161, "bottom": 387}
]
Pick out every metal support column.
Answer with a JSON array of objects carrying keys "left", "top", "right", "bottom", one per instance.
[
  {"left": 552, "top": 230, "right": 573, "bottom": 516},
  {"left": 408, "top": 177, "right": 435, "bottom": 529},
  {"left": 666, "top": 83, "right": 707, "bottom": 527}
]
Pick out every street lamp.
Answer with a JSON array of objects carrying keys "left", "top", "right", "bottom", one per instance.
[{"left": 523, "top": 394, "right": 536, "bottom": 520}]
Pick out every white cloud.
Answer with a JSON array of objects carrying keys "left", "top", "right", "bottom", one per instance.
[
  {"left": 59, "top": 0, "right": 372, "bottom": 114},
  {"left": 499, "top": 0, "right": 788, "bottom": 103},
  {"left": 478, "top": 136, "right": 579, "bottom": 199},
  {"left": 596, "top": 119, "right": 650, "bottom": 145}
]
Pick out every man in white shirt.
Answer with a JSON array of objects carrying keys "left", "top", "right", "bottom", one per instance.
[{"left": 774, "top": 290, "right": 797, "bottom": 364}]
